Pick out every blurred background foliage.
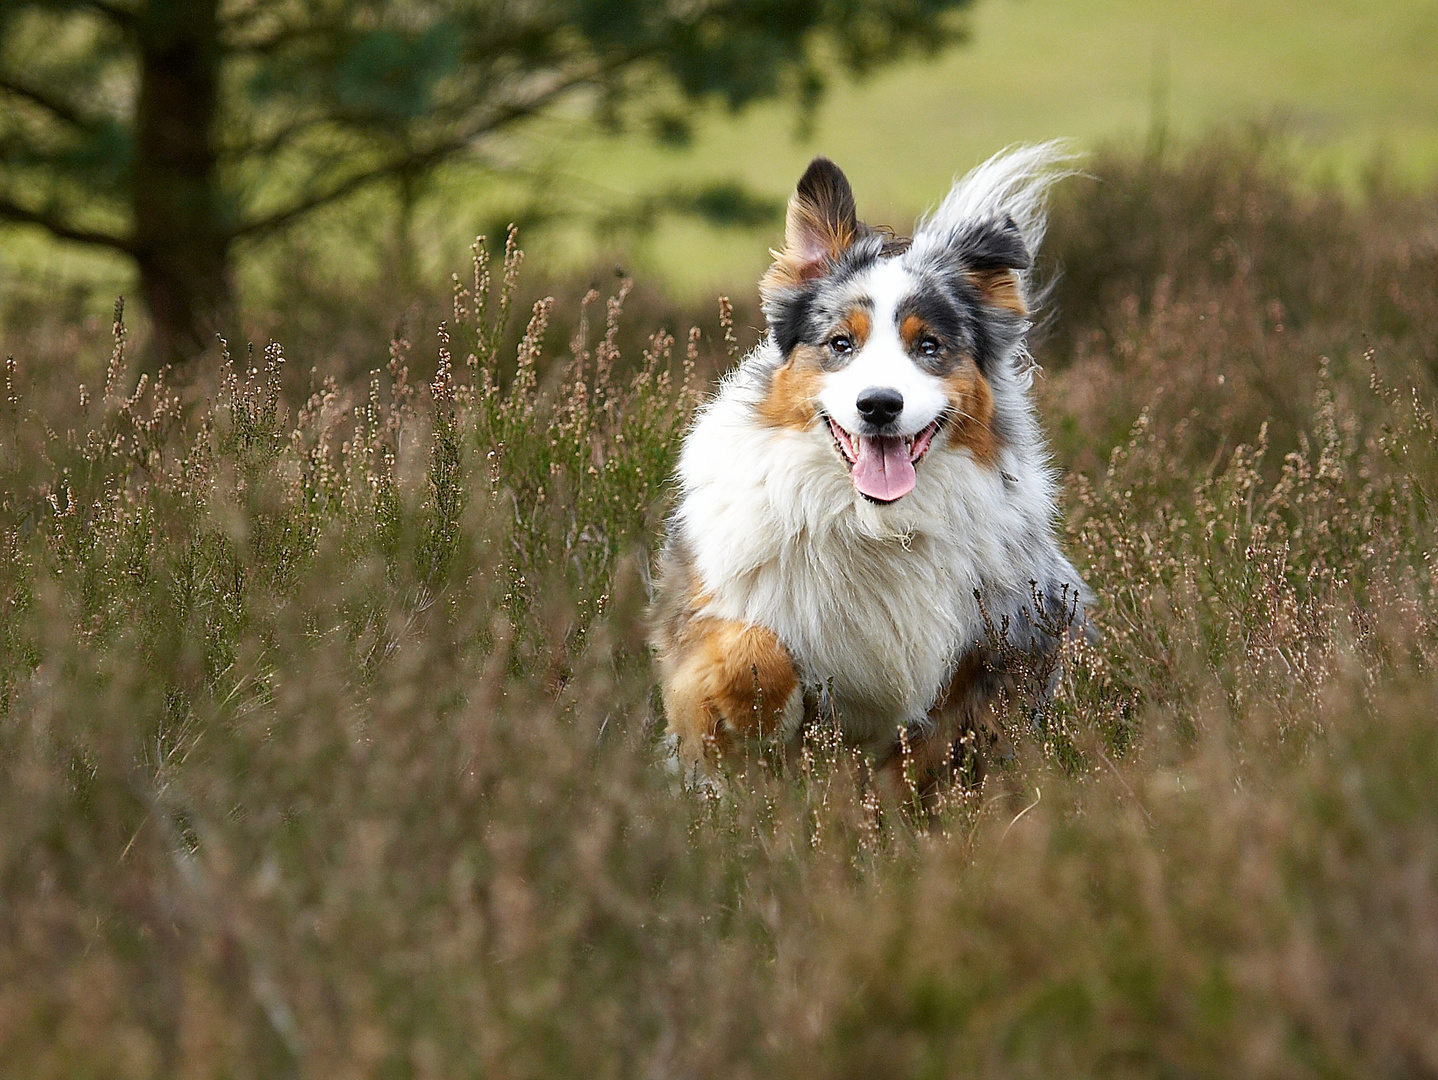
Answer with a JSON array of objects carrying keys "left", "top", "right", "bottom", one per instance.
[
  {"left": 3, "top": 0, "right": 1437, "bottom": 367},
  {"left": 0, "top": 0, "right": 970, "bottom": 362}
]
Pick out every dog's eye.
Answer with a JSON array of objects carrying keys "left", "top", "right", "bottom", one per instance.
[
  {"left": 829, "top": 335, "right": 854, "bottom": 356},
  {"left": 918, "top": 337, "right": 941, "bottom": 357}
]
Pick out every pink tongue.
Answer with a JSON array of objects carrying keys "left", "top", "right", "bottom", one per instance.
[{"left": 851, "top": 435, "right": 916, "bottom": 501}]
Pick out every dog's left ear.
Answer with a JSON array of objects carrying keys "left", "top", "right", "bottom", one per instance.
[
  {"left": 957, "top": 215, "right": 1032, "bottom": 316},
  {"left": 761, "top": 157, "right": 859, "bottom": 297}
]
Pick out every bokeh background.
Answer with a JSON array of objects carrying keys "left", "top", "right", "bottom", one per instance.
[{"left": 4, "top": 0, "right": 1436, "bottom": 356}]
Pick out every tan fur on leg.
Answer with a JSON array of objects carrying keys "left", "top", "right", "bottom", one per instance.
[{"left": 658, "top": 617, "right": 799, "bottom": 768}]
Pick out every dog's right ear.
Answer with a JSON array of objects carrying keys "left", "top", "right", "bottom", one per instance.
[{"left": 761, "top": 157, "right": 858, "bottom": 297}]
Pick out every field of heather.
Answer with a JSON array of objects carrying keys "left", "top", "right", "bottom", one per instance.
[{"left": 2, "top": 139, "right": 1437, "bottom": 1077}]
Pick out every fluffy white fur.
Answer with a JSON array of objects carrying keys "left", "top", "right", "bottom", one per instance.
[
  {"left": 909, "top": 140, "right": 1077, "bottom": 272},
  {"left": 668, "top": 145, "right": 1085, "bottom": 753}
]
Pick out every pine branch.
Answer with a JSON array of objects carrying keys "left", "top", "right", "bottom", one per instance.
[
  {"left": 0, "top": 194, "right": 132, "bottom": 251},
  {"left": 25, "top": 0, "right": 138, "bottom": 30},
  {"left": 227, "top": 55, "right": 640, "bottom": 241},
  {"left": 0, "top": 76, "right": 89, "bottom": 127},
  {"left": 81, "top": 0, "right": 136, "bottom": 30}
]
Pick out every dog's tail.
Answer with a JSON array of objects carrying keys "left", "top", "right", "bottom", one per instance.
[{"left": 911, "top": 141, "right": 1079, "bottom": 266}]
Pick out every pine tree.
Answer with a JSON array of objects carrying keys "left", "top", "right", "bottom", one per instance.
[{"left": 0, "top": 0, "right": 969, "bottom": 362}]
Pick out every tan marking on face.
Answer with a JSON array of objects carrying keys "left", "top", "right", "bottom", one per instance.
[
  {"left": 658, "top": 617, "right": 799, "bottom": 765},
  {"left": 941, "top": 363, "right": 999, "bottom": 466},
  {"left": 757, "top": 345, "right": 824, "bottom": 429},
  {"left": 899, "top": 313, "right": 934, "bottom": 352},
  {"left": 758, "top": 306, "right": 870, "bottom": 429},
  {"left": 842, "top": 307, "right": 871, "bottom": 346},
  {"left": 967, "top": 269, "right": 1027, "bottom": 315}
]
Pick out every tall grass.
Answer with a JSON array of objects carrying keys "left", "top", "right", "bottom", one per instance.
[
  {"left": 1041, "top": 130, "right": 1438, "bottom": 469},
  {"left": 2, "top": 138, "right": 1437, "bottom": 1077}
]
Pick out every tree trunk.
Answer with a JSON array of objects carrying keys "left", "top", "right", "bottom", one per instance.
[{"left": 132, "top": 0, "right": 230, "bottom": 365}]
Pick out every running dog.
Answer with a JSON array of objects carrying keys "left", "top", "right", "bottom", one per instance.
[{"left": 650, "top": 145, "right": 1091, "bottom": 800}]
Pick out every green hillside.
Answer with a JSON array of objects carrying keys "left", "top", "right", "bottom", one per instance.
[
  {"left": 3, "top": 0, "right": 1436, "bottom": 325},
  {"left": 535, "top": 0, "right": 1438, "bottom": 295}
]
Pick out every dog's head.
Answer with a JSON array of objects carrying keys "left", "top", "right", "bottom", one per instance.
[{"left": 756, "top": 149, "right": 1062, "bottom": 504}]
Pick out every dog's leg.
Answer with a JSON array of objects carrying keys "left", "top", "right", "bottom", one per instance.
[
  {"left": 873, "top": 722, "right": 969, "bottom": 811},
  {"left": 658, "top": 617, "right": 801, "bottom": 771},
  {"left": 873, "top": 651, "right": 995, "bottom": 810}
]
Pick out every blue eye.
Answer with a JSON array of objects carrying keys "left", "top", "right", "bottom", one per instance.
[{"left": 829, "top": 335, "right": 854, "bottom": 355}]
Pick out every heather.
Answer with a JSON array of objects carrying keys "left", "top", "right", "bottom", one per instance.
[{"left": 2, "top": 139, "right": 1437, "bottom": 1078}]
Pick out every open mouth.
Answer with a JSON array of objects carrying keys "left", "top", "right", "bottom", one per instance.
[{"left": 826, "top": 415, "right": 943, "bottom": 503}]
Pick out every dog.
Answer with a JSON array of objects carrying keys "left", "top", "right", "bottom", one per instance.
[{"left": 650, "top": 145, "right": 1092, "bottom": 801}]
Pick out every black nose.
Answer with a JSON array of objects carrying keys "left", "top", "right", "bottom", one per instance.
[{"left": 856, "top": 387, "right": 904, "bottom": 428}]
